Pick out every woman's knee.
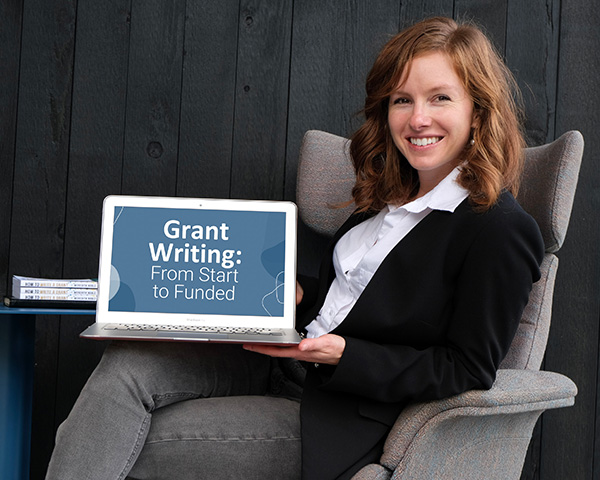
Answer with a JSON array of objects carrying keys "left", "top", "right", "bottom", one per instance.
[{"left": 88, "top": 342, "right": 181, "bottom": 396}]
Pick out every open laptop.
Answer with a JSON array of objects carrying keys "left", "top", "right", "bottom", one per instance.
[{"left": 80, "top": 195, "right": 301, "bottom": 345}]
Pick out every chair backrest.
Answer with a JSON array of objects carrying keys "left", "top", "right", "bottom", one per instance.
[
  {"left": 296, "top": 131, "right": 355, "bottom": 237},
  {"left": 518, "top": 131, "right": 584, "bottom": 254},
  {"left": 502, "top": 131, "right": 583, "bottom": 369},
  {"left": 296, "top": 130, "right": 584, "bottom": 370}
]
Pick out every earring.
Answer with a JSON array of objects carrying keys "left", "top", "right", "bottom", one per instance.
[{"left": 470, "top": 138, "right": 475, "bottom": 146}]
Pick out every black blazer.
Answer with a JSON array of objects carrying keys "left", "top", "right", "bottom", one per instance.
[{"left": 296, "top": 191, "right": 544, "bottom": 480}]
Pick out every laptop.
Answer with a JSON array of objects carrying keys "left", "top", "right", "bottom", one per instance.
[{"left": 80, "top": 195, "right": 302, "bottom": 345}]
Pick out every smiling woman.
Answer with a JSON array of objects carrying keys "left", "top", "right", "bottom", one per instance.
[
  {"left": 387, "top": 52, "right": 476, "bottom": 197},
  {"left": 45, "top": 17, "right": 544, "bottom": 480},
  {"left": 246, "top": 16, "right": 543, "bottom": 479},
  {"left": 350, "top": 16, "right": 525, "bottom": 213}
]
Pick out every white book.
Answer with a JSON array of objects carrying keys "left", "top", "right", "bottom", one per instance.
[
  {"left": 12, "top": 275, "right": 98, "bottom": 290},
  {"left": 15, "top": 287, "right": 98, "bottom": 300},
  {"left": 17, "top": 293, "right": 97, "bottom": 301}
]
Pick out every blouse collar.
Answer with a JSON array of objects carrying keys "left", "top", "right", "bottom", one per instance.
[{"left": 389, "top": 167, "right": 469, "bottom": 215}]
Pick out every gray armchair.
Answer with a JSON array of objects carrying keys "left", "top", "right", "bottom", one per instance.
[{"left": 128, "top": 130, "right": 583, "bottom": 480}]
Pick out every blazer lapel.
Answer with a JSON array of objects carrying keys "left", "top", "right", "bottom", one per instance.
[
  {"left": 298, "top": 210, "right": 375, "bottom": 330},
  {"left": 333, "top": 207, "right": 455, "bottom": 336}
]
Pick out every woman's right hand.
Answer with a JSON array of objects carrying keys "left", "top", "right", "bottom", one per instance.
[{"left": 244, "top": 334, "right": 346, "bottom": 365}]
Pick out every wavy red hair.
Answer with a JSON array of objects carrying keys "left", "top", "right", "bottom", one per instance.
[{"left": 349, "top": 17, "right": 525, "bottom": 212}]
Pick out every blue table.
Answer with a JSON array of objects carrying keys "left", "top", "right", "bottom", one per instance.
[{"left": 0, "top": 305, "right": 95, "bottom": 480}]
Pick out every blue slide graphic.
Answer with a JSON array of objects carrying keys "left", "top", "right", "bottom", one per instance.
[{"left": 108, "top": 206, "right": 287, "bottom": 317}]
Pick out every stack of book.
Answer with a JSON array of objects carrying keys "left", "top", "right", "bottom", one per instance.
[{"left": 4, "top": 275, "right": 98, "bottom": 308}]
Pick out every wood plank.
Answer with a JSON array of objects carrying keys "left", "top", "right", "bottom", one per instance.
[
  {"left": 454, "top": 0, "right": 507, "bottom": 54},
  {"left": 229, "top": 0, "right": 293, "bottom": 201},
  {"left": 8, "top": 0, "right": 76, "bottom": 279},
  {"left": 542, "top": 0, "right": 600, "bottom": 478},
  {"left": 399, "top": 0, "right": 454, "bottom": 28},
  {"left": 176, "top": 0, "right": 240, "bottom": 199},
  {"left": 506, "top": 0, "right": 560, "bottom": 146},
  {"left": 63, "top": 0, "right": 131, "bottom": 279},
  {"left": 0, "top": 0, "right": 22, "bottom": 296},
  {"left": 520, "top": 422, "right": 542, "bottom": 480},
  {"left": 121, "top": 0, "right": 186, "bottom": 196}
]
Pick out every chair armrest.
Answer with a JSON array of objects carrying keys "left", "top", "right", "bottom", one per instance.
[{"left": 379, "top": 369, "right": 577, "bottom": 471}]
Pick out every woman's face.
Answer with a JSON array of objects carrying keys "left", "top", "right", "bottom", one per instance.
[{"left": 387, "top": 52, "right": 476, "bottom": 195}]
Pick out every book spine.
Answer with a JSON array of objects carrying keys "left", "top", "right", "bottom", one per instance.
[
  {"left": 4, "top": 296, "right": 96, "bottom": 309},
  {"left": 16, "top": 293, "right": 98, "bottom": 301},
  {"left": 13, "top": 278, "right": 98, "bottom": 289},
  {"left": 17, "top": 288, "right": 97, "bottom": 297}
]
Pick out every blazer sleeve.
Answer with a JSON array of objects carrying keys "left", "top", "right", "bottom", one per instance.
[{"left": 315, "top": 200, "right": 545, "bottom": 404}]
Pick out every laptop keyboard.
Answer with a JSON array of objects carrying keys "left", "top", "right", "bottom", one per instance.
[{"left": 102, "top": 324, "right": 284, "bottom": 336}]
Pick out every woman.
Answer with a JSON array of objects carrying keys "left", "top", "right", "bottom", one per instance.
[{"left": 46, "top": 16, "right": 543, "bottom": 480}]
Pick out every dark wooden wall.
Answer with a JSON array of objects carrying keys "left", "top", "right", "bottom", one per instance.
[{"left": 1, "top": 0, "right": 598, "bottom": 478}]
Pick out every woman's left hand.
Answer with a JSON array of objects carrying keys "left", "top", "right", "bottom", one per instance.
[{"left": 243, "top": 334, "right": 346, "bottom": 365}]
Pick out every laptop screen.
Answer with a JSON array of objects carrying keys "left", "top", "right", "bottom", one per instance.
[{"left": 97, "top": 197, "right": 297, "bottom": 327}]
